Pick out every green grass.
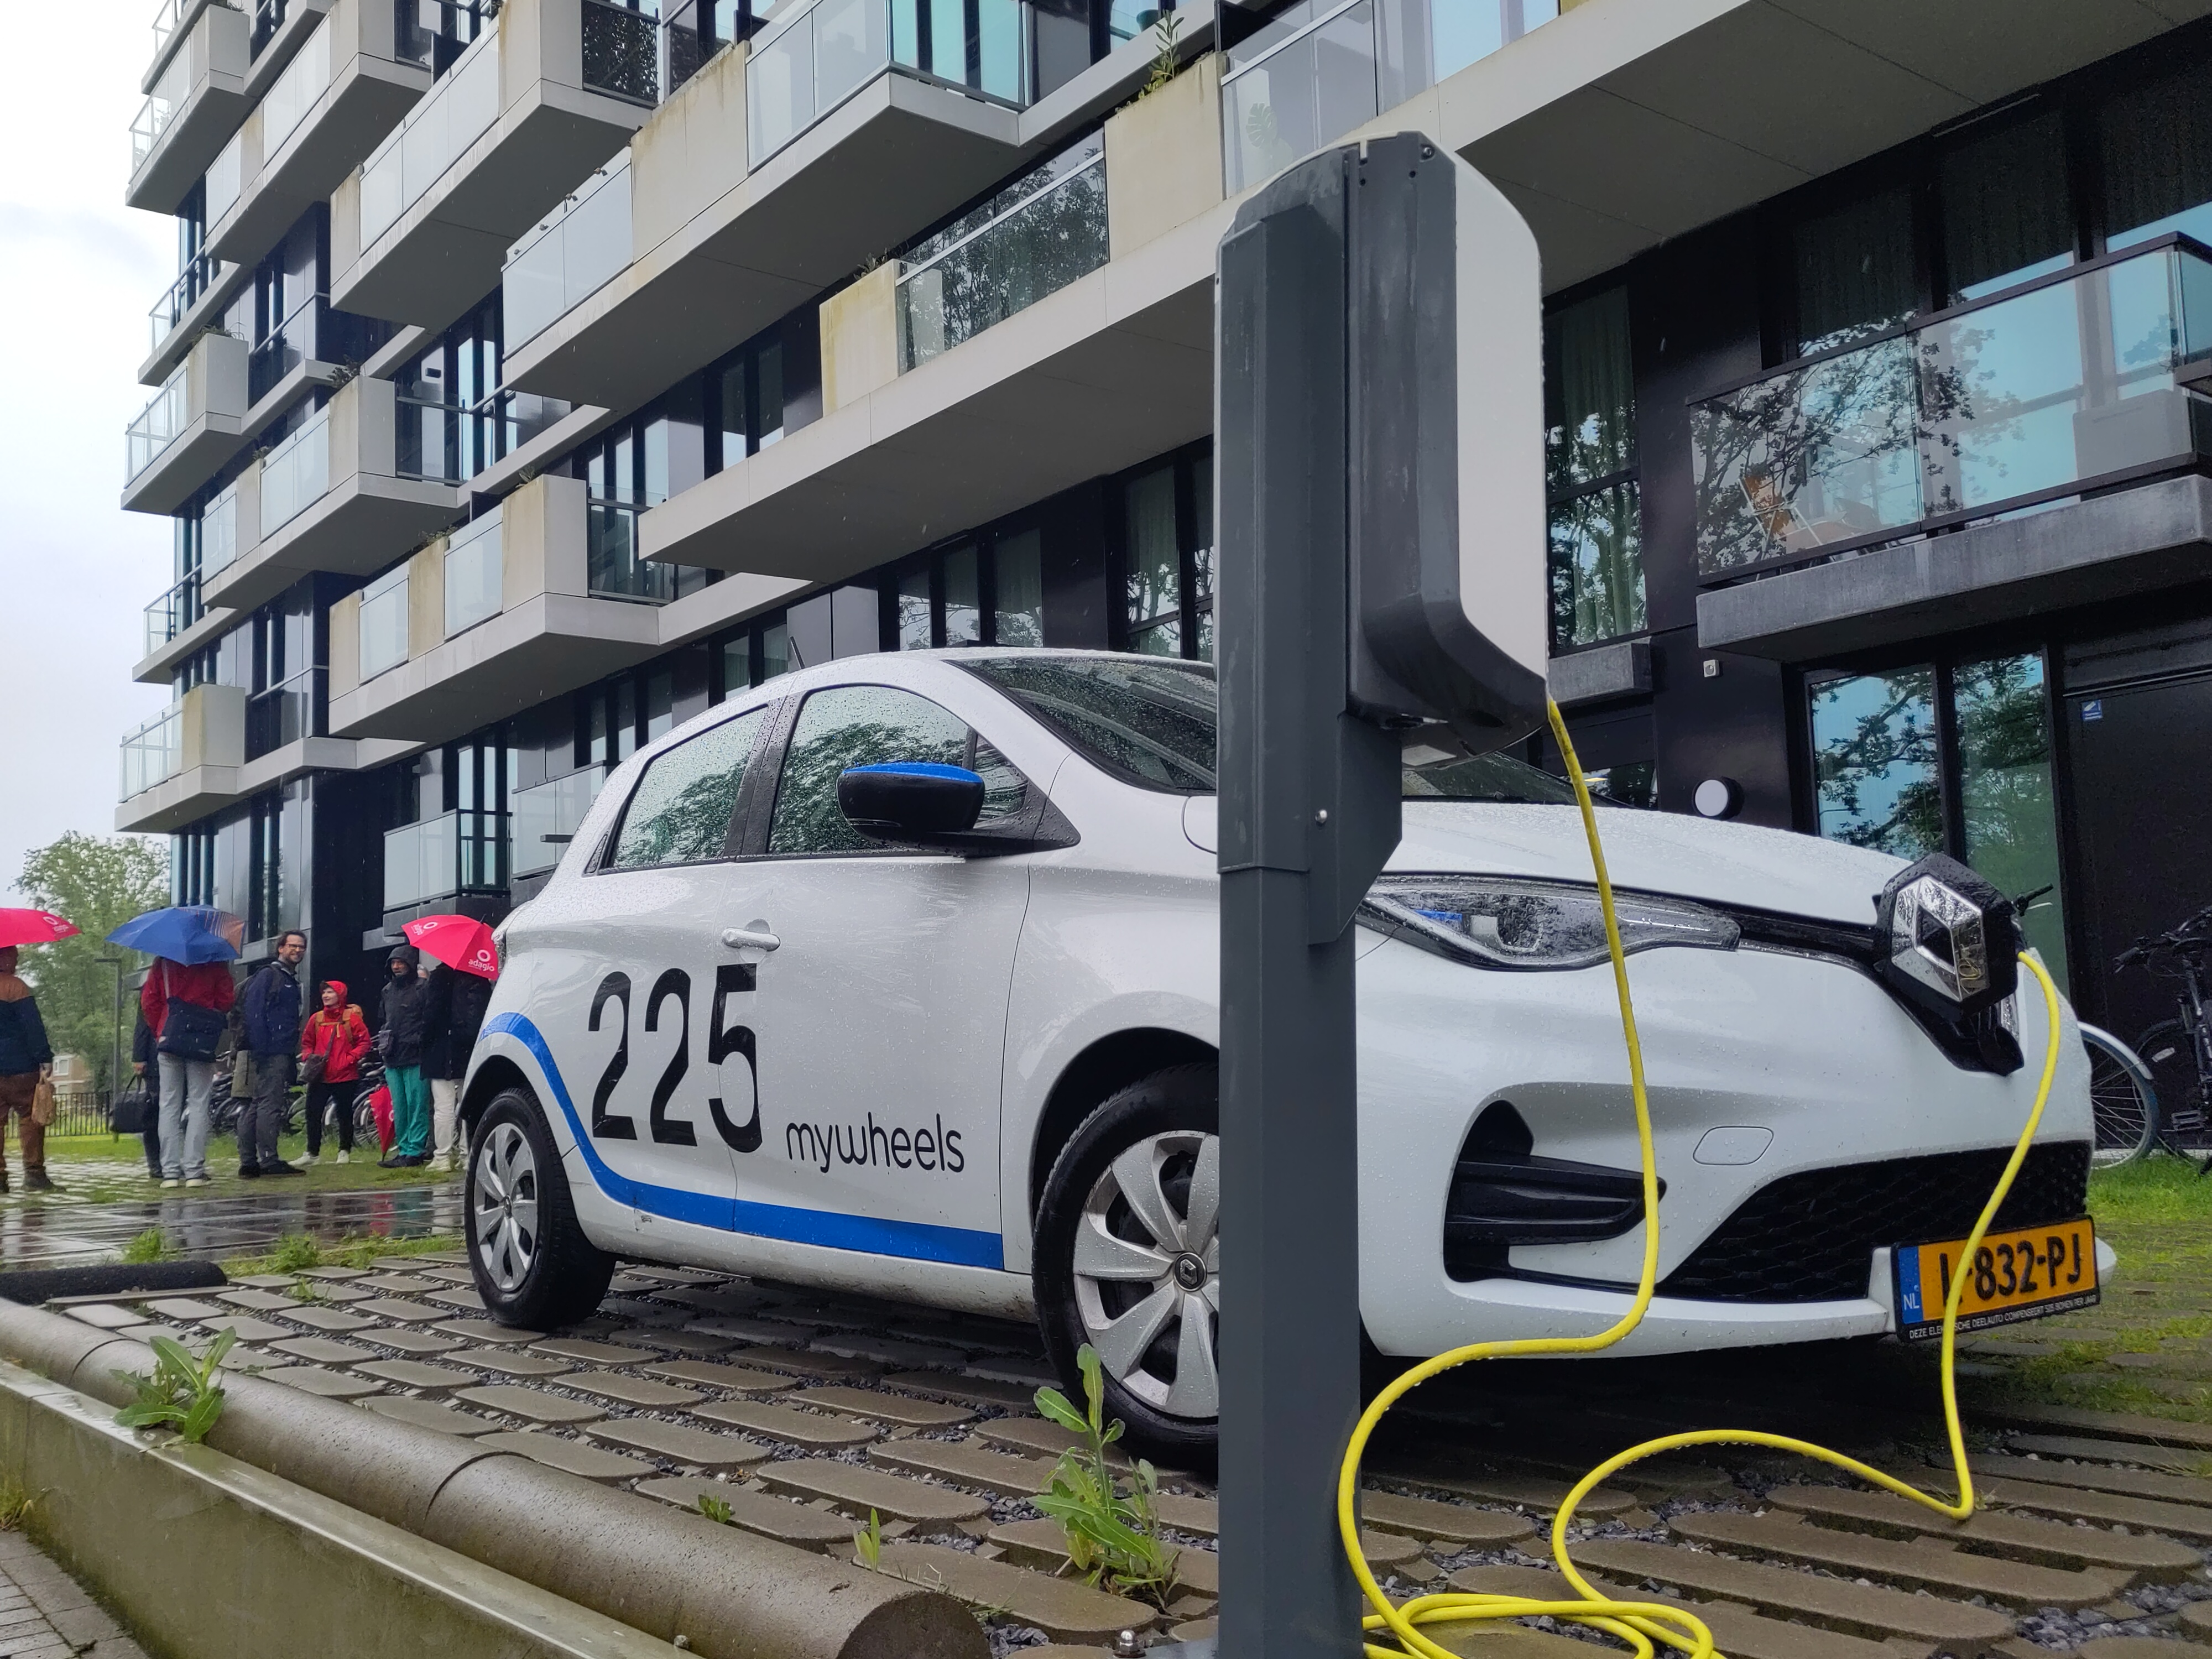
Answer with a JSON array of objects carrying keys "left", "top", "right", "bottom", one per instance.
[
  {"left": 23, "top": 1129, "right": 452, "bottom": 1203},
  {"left": 218, "top": 1232, "right": 463, "bottom": 1279},
  {"left": 119, "top": 1227, "right": 175, "bottom": 1264},
  {"left": 2088, "top": 1153, "right": 2212, "bottom": 1224}
]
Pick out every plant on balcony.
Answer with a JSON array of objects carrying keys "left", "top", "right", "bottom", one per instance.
[{"left": 1141, "top": 7, "right": 1184, "bottom": 96}]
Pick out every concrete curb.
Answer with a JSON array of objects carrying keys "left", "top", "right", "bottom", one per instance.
[{"left": 0, "top": 1301, "right": 986, "bottom": 1659}]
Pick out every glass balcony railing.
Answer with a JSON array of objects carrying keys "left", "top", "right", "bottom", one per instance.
[
  {"left": 252, "top": 0, "right": 288, "bottom": 56},
  {"left": 397, "top": 0, "right": 493, "bottom": 76},
  {"left": 582, "top": 0, "right": 660, "bottom": 104},
  {"left": 1692, "top": 236, "right": 2212, "bottom": 582},
  {"left": 444, "top": 512, "right": 504, "bottom": 637},
  {"left": 262, "top": 15, "right": 333, "bottom": 154},
  {"left": 505, "top": 159, "right": 632, "bottom": 351},
  {"left": 897, "top": 132, "right": 1105, "bottom": 371},
  {"left": 127, "top": 367, "right": 190, "bottom": 482},
  {"left": 144, "top": 571, "right": 206, "bottom": 657},
  {"left": 131, "top": 93, "right": 175, "bottom": 173},
  {"left": 359, "top": 32, "right": 500, "bottom": 248},
  {"left": 398, "top": 387, "right": 572, "bottom": 482},
  {"left": 1220, "top": 0, "right": 1557, "bottom": 195},
  {"left": 247, "top": 665, "right": 324, "bottom": 758},
  {"left": 587, "top": 499, "right": 675, "bottom": 602},
  {"left": 512, "top": 764, "right": 605, "bottom": 876},
  {"left": 260, "top": 405, "right": 332, "bottom": 537},
  {"left": 154, "top": 0, "right": 238, "bottom": 65},
  {"left": 202, "top": 481, "right": 240, "bottom": 578},
  {"left": 359, "top": 563, "right": 410, "bottom": 680},
  {"left": 249, "top": 295, "right": 387, "bottom": 404},
  {"left": 384, "top": 808, "right": 509, "bottom": 910},
  {"left": 148, "top": 252, "right": 231, "bottom": 353},
  {"left": 747, "top": 0, "right": 1039, "bottom": 165},
  {"left": 120, "top": 705, "right": 185, "bottom": 802},
  {"left": 206, "top": 128, "right": 244, "bottom": 226}
]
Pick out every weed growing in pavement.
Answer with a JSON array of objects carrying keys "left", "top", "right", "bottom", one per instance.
[
  {"left": 120, "top": 1228, "right": 173, "bottom": 1264},
  {"left": 1032, "top": 1344, "right": 1180, "bottom": 1608},
  {"left": 287, "top": 1279, "right": 327, "bottom": 1302},
  {"left": 113, "top": 1330, "right": 236, "bottom": 1444},
  {"left": 854, "top": 1507, "right": 884, "bottom": 1569},
  {"left": 221, "top": 1232, "right": 462, "bottom": 1279},
  {"left": 0, "top": 1479, "right": 39, "bottom": 1531},
  {"left": 267, "top": 1234, "right": 325, "bottom": 1273},
  {"left": 696, "top": 1493, "right": 734, "bottom": 1526}
]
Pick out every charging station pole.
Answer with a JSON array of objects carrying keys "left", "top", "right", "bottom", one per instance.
[{"left": 1214, "top": 135, "right": 1550, "bottom": 1659}]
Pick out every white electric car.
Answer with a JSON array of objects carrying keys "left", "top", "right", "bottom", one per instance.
[{"left": 462, "top": 649, "right": 2098, "bottom": 1460}]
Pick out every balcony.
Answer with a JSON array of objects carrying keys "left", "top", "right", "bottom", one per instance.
[
  {"left": 1693, "top": 237, "right": 2212, "bottom": 586},
  {"left": 144, "top": 253, "right": 240, "bottom": 387},
  {"left": 199, "top": 375, "right": 463, "bottom": 613},
  {"left": 116, "top": 685, "right": 248, "bottom": 834},
  {"left": 513, "top": 764, "right": 606, "bottom": 879},
  {"left": 129, "top": 0, "right": 251, "bottom": 213},
  {"left": 329, "top": 0, "right": 661, "bottom": 331},
  {"left": 501, "top": 0, "right": 1111, "bottom": 410},
  {"left": 205, "top": 0, "right": 436, "bottom": 272},
  {"left": 247, "top": 666, "right": 327, "bottom": 758},
  {"left": 135, "top": 570, "right": 236, "bottom": 685},
  {"left": 383, "top": 809, "right": 510, "bottom": 915},
  {"left": 122, "top": 330, "right": 251, "bottom": 516}
]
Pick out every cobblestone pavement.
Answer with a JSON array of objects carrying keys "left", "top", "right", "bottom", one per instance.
[
  {"left": 0, "top": 1525, "right": 149, "bottom": 1659},
  {"left": 45, "top": 1217, "right": 2212, "bottom": 1659}
]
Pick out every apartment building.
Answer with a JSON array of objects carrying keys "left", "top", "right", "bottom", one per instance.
[{"left": 117, "top": 0, "right": 2212, "bottom": 1047}]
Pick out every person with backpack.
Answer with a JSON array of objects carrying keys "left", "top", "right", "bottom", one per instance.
[
  {"left": 143, "top": 954, "right": 236, "bottom": 1188},
  {"left": 237, "top": 931, "right": 306, "bottom": 1177},
  {"left": 0, "top": 947, "right": 56, "bottom": 1193},
  {"left": 299, "top": 980, "right": 369, "bottom": 1165},
  {"left": 422, "top": 958, "right": 493, "bottom": 1173},
  {"left": 377, "top": 946, "right": 434, "bottom": 1169}
]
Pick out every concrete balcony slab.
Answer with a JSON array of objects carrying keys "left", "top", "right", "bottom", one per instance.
[
  {"left": 128, "top": 0, "right": 251, "bottom": 213},
  {"left": 122, "top": 331, "right": 251, "bottom": 517},
  {"left": 134, "top": 604, "right": 239, "bottom": 686}
]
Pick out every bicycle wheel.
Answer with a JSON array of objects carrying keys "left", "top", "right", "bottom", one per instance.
[
  {"left": 2083, "top": 1024, "right": 2159, "bottom": 1165},
  {"left": 2139, "top": 1019, "right": 2211, "bottom": 1152}
]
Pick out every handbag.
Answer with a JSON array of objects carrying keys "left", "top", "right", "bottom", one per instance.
[
  {"left": 156, "top": 964, "right": 225, "bottom": 1062},
  {"left": 110, "top": 1083, "right": 154, "bottom": 1136},
  {"left": 29, "top": 1078, "right": 55, "bottom": 1128},
  {"left": 301, "top": 1052, "right": 328, "bottom": 1086},
  {"left": 368, "top": 1083, "right": 395, "bottom": 1153}
]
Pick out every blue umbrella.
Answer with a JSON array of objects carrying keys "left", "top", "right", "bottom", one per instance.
[{"left": 107, "top": 907, "right": 244, "bottom": 965}]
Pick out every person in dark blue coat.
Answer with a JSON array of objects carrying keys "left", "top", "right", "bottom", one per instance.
[
  {"left": 237, "top": 932, "right": 306, "bottom": 1177},
  {"left": 0, "top": 947, "right": 55, "bottom": 1193}
]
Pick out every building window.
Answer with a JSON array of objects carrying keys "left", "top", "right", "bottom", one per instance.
[
  {"left": 709, "top": 311, "right": 821, "bottom": 470},
  {"left": 1789, "top": 185, "right": 1919, "bottom": 358},
  {"left": 2101, "top": 65, "right": 2212, "bottom": 251},
  {"left": 1939, "top": 109, "right": 2074, "bottom": 302},
  {"left": 1808, "top": 651, "right": 2067, "bottom": 988},
  {"left": 890, "top": 529, "right": 1047, "bottom": 651},
  {"left": 1543, "top": 286, "right": 1642, "bottom": 652},
  {"left": 1115, "top": 446, "right": 1213, "bottom": 661}
]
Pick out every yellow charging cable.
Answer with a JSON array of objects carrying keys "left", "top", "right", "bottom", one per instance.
[{"left": 1337, "top": 699, "right": 2069, "bottom": 1659}]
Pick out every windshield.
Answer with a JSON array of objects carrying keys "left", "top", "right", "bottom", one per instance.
[{"left": 959, "top": 655, "right": 1592, "bottom": 805}]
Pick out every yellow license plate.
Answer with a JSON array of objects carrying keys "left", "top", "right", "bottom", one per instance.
[{"left": 1892, "top": 1217, "right": 2099, "bottom": 1341}]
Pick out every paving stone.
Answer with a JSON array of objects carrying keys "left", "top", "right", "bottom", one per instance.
[
  {"left": 349, "top": 1297, "right": 446, "bottom": 1323},
  {"left": 530, "top": 1338, "right": 656, "bottom": 1365},
  {"left": 687, "top": 1316, "right": 820, "bottom": 1344},
  {"left": 719, "top": 1344, "right": 883, "bottom": 1381},
  {"left": 217, "top": 1289, "right": 298, "bottom": 1311},
  {"left": 2076, "top": 1641, "right": 2210, "bottom": 1659},
  {"left": 1364, "top": 1460, "right": 1637, "bottom": 1520},
  {"left": 967, "top": 1355, "right": 1061, "bottom": 1387},
  {"left": 810, "top": 1334, "right": 969, "bottom": 1369},
  {"left": 448, "top": 1350, "right": 576, "bottom": 1380},
  {"left": 869, "top": 1439, "right": 1058, "bottom": 1497},
  {"left": 661, "top": 1285, "right": 776, "bottom": 1315},
  {"left": 274, "top": 1306, "right": 375, "bottom": 1333},
  {"left": 290, "top": 1282, "right": 374, "bottom": 1303},
  {"left": 690, "top": 1398, "right": 879, "bottom": 1450},
  {"left": 868, "top": 1540, "right": 1151, "bottom": 1643},
  {"left": 352, "top": 1359, "right": 478, "bottom": 1394},
  {"left": 355, "top": 1273, "right": 440, "bottom": 1294},
  {"left": 299, "top": 1267, "right": 370, "bottom": 1280},
  {"left": 264, "top": 1366, "right": 385, "bottom": 1400},
  {"left": 1360, "top": 1490, "right": 1538, "bottom": 1547},
  {"left": 427, "top": 1288, "right": 487, "bottom": 1311},
  {"left": 436, "top": 1319, "right": 546, "bottom": 1344},
  {"left": 640, "top": 1360, "right": 797, "bottom": 1394},
  {"left": 1961, "top": 1450, "right": 2212, "bottom": 1507},
  {"left": 989, "top": 1515, "right": 1220, "bottom": 1592},
  {"left": 634, "top": 1477, "right": 855, "bottom": 1548},
  {"left": 2006, "top": 1433, "right": 2212, "bottom": 1475},
  {"left": 2178, "top": 1600, "right": 2212, "bottom": 1641},
  {"left": 881, "top": 1370, "right": 1044, "bottom": 1410},
  {"left": 233, "top": 1274, "right": 302, "bottom": 1288},
  {"left": 478, "top": 1431, "right": 653, "bottom": 1483},
  {"left": 754, "top": 1458, "right": 988, "bottom": 1524},
  {"left": 978, "top": 1417, "right": 1131, "bottom": 1466},
  {"left": 585, "top": 1418, "right": 771, "bottom": 1469},
  {"left": 64, "top": 1305, "right": 146, "bottom": 1331},
  {"left": 795, "top": 1385, "right": 972, "bottom": 1428},
  {"left": 1447, "top": 1563, "right": 1917, "bottom": 1659},
  {"left": 606, "top": 1327, "right": 726, "bottom": 1356},
  {"left": 145, "top": 1298, "right": 225, "bottom": 1320},
  {"left": 199, "top": 1314, "right": 291, "bottom": 1343},
  {"left": 2109, "top": 1350, "right": 2212, "bottom": 1377},
  {"left": 2059, "top": 1370, "right": 2210, "bottom": 1402},
  {"left": 368, "top": 1329, "right": 466, "bottom": 1356},
  {"left": 1983, "top": 1404, "right": 2212, "bottom": 1449},
  {"left": 359, "top": 1396, "right": 498, "bottom": 1437},
  {"left": 1766, "top": 1483, "right": 2201, "bottom": 1578},
  {"left": 1572, "top": 1538, "right": 2013, "bottom": 1648},
  {"left": 1666, "top": 1509, "right": 2128, "bottom": 1608},
  {"left": 453, "top": 1385, "right": 605, "bottom": 1425},
  {"left": 1154, "top": 1493, "right": 1217, "bottom": 1536},
  {"left": 268, "top": 1337, "right": 378, "bottom": 1365},
  {"left": 564, "top": 1373, "right": 703, "bottom": 1409},
  {"left": 1968, "top": 1473, "right": 2212, "bottom": 1540}
]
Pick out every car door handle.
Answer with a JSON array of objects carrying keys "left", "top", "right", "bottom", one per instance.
[{"left": 721, "top": 927, "right": 781, "bottom": 952}]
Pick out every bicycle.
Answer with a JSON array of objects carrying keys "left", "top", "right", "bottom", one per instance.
[
  {"left": 2110, "top": 900, "right": 2212, "bottom": 1169},
  {"left": 2083, "top": 1021, "right": 2159, "bottom": 1165}
]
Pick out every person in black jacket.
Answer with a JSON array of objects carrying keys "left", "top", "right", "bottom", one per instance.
[
  {"left": 237, "top": 932, "right": 306, "bottom": 1177},
  {"left": 378, "top": 946, "right": 434, "bottom": 1168},
  {"left": 0, "top": 948, "right": 54, "bottom": 1193},
  {"left": 422, "top": 961, "right": 493, "bottom": 1173},
  {"left": 131, "top": 1010, "right": 161, "bottom": 1179}
]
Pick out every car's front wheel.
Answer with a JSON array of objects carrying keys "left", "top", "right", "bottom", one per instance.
[
  {"left": 467, "top": 1087, "right": 615, "bottom": 1331},
  {"left": 1034, "top": 1064, "right": 1220, "bottom": 1467}
]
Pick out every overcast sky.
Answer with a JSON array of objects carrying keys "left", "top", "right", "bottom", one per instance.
[{"left": 0, "top": 2, "right": 177, "bottom": 900}]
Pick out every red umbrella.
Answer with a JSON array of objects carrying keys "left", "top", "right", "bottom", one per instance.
[
  {"left": 0, "top": 910, "right": 79, "bottom": 949},
  {"left": 401, "top": 913, "right": 500, "bottom": 979}
]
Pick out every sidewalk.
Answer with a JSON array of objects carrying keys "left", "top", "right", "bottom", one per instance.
[{"left": 0, "top": 1526, "right": 149, "bottom": 1659}]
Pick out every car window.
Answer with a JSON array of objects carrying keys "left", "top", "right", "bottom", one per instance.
[
  {"left": 607, "top": 708, "right": 766, "bottom": 869},
  {"left": 768, "top": 685, "right": 1026, "bottom": 856}
]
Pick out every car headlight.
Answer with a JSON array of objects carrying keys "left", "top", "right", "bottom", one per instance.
[{"left": 1360, "top": 875, "right": 1740, "bottom": 971}]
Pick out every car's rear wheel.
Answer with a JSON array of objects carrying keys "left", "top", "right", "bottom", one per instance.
[
  {"left": 468, "top": 1086, "right": 615, "bottom": 1331},
  {"left": 1034, "top": 1063, "right": 1219, "bottom": 1467}
]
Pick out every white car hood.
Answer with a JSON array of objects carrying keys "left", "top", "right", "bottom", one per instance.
[{"left": 1390, "top": 802, "right": 1902, "bottom": 926}]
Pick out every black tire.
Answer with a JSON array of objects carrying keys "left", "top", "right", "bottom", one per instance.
[
  {"left": 2083, "top": 1024, "right": 2158, "bottom": 1165},
  {"left": 1034, "top": 1062, "right": 1219, "bottom": 1468},
  {"left": 2139, "top": 1019, "right": 2209, "bottom": 1152},
  {"left": 467, "top": 1086, "right": 615, "bottom": 1331}
]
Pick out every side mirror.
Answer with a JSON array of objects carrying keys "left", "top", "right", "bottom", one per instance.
[{"left": 837, "top": 762, "right": 985, "bottom": 841}]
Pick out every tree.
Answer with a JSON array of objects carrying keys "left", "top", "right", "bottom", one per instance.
[{"left": 11, "top": 833, "right": 169, "bottom": 1097}]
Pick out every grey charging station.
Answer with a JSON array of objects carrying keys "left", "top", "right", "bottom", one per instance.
[{"left": 1214, "top": 134, "right": 1548, "bottom": 1657}]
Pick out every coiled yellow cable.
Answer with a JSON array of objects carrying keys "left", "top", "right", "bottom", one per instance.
[{"left": 1336, "top": 698, "right": 2068, "bottom": 1659}]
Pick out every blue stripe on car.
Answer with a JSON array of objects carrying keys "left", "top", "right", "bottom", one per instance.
[{"left": 484, "top": 1011, "right": 1005, "bottom": 1270}]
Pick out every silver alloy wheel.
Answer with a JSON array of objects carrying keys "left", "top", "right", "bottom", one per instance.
[
  {"left": 473, "top": 1120, "right": 540, "bottom": 1293},
  {"left": 1070, "top": 1129, "right": 1221, "bottom": 1420}
]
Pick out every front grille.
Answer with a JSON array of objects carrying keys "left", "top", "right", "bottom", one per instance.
[{"left": 1659, "top": 1142, "right": 2090, "bottom": 1304}]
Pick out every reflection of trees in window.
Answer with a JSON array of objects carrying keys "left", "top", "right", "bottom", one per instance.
[
  {"left": 1811, "top": 670, "right": 1942, "bottom": 858},
  {"left": 1957, "top": 654, "right": 2067, "bottom": 984},
  {"left": 769, "top": 691, "right": 1025, "bottom": 855},
  {"left": 1545, "top": 288, "right": 1644, "bottom": 649},
  {"left": 612, "top": 713, "right": 761, "bottom": 867}
]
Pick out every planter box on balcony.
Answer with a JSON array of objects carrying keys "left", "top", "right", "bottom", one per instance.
[
  {"left": 122, "top": 331, "right": 251, "bottom": 517},
  {"left": 329, "top": 0, "right": 658, "bottom": 333},
  {"left": 128, "top": 0, "right": 251, "bottom": 214}
]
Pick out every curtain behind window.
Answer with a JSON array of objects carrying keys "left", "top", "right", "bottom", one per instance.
[
  {"left": 1792, "top": 187, "right": 1918, "bottom": 357},
  {"left": 1942, "top": 111, "right": 2074, "bottom": 300},
  {"left": 2103, "top": 67, "right": 2212, "bottom": 249}
]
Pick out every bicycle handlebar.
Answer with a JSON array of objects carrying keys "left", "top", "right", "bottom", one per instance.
[{"left": 2115, "top": 901, "right": 2212, "bottom": 971}]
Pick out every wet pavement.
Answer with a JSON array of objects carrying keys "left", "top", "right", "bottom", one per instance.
[{"left": 0, "top": 1173, "right": 463, "bottom": 1268}]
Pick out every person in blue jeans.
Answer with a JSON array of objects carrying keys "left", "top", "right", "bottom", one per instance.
[{"left": 377, "top": 946, "right": 433, "bottom": 1168}]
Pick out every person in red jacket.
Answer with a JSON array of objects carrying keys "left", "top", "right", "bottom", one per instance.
[
  {"left": 141, "top": 956, "right": 237, "bottom": 1188},
  {"left": 299, "top": 981, "right": 369, "bottom": 1166}
]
